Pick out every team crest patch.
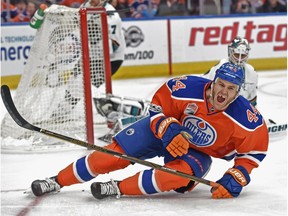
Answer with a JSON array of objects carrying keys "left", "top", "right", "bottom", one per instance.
[
  {"left": 184, "top": 103, "right": 198, "bottom": 115},
  {"left": 182, "top": 116, "right": 216, "bottom": 147},
  {"left": 126, "top": 128, "right": 135, "bottom": 136}
]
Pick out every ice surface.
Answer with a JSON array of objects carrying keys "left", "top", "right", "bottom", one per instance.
[{"left": 1, "top": 71, "right": 287, "bottom": 216}]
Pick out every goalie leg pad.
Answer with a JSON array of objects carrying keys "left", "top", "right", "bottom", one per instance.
[
  {"left": 93, "top": 98, "right": 117, "bottom": 117},
  {"left": 93, "top": 95, "right": 148, "bottom": 117}
]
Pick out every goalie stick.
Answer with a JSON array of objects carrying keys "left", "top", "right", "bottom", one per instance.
[{"left": 1, "top": 85, "right": 220, "bottom": 188}]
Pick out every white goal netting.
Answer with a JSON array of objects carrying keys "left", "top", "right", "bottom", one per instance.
[{"left": 1, "top": 5, "right": 111, "bottom": 152}]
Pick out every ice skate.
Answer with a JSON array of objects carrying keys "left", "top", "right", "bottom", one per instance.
[
  {"left": 31, "top": 176, "right": 61, "bottom": 196},
  {"left": 90, "top": 180, "right": 121, "bottom": 199}
]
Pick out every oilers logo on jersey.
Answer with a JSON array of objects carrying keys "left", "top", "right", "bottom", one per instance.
[{"left": 182, "top": 116, "right": 216, "bottom": 147}]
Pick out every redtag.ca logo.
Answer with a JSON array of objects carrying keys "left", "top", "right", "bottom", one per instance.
[{"left": 188, "top": 21, "right": 287, "bottom": 51}]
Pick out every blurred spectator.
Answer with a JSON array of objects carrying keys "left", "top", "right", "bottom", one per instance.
[
  {"left": 1, "top": 0, "right": 18, "bottom": 22},
  {"left": 114, "top": 0, "right": 132, "bottom": 18},
  {"left": 109, "top": 0, "right": 118, "bottom": 7},
  {"left": 11, "top": 0, "right": 36, "bottom": 22},
  {"left": 56, "top": 0, "right": 85, "bottom": 8},
  {"left": 128, "top": 0, "right": 160, "bottom": 18},
  {"left": 157, "top": 0, "right": 186, "bottom": 16},
  {"left": 223, "top": 0, "right": 264, "bottom": 14},
  {"left": 257, "top": 0, "right": 287, "bottom": 12},
  {"left": 26, "top": 1, "right": 37, "bottom": 17},
  {"left": 108, "top": 0, "right": 132, "bottom": 18},
  {"left": 222, "top": 0, "right": 230, "bottom": 14},
  {"left": 249, "top": 0, "right": 264, "bottom": 13},
  {"left": 186, "top": 0, "right": 199, "bottom": 15},
  {"left": 166, "top": 0, "right": 186, "bottom": 15},
  {"left": 231, "top": 0, "right": 252, "bottom": 14},
  {"left": 11, "top": 0, "right": 27, "bottom": 22}
]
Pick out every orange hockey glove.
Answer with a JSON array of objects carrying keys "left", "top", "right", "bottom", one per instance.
[
  {"left": 211, "top": 185, "right": 234, "bottom": 199},
  {"left": 156, "top": 117, "right": 190, "bottom": 157},
  {"left": 165, "top": 133, "right": 189, "bottom": 157},
  {"left": 211, "top": 166, "right": 250, "bottom": 199}
]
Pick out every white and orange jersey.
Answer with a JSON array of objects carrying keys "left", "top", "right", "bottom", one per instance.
[
  {"left": 149, "top": 75, "right": 268, "bottom": 174},
  {"left": 81, "top": 1, "right": 125, "bottom": 62}
]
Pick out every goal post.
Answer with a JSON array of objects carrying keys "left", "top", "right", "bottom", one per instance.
[
  {"left": 1, "top": 5, "right": 112, "bottom": 152},
  {"left": 79, "top": 7, "right": 112, "bottom": 144}
]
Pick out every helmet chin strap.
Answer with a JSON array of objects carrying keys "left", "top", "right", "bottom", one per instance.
[
  {"left": 209, "top": 83, "right": 214, "bottom": 99},
  {"left": 209, "top": 83, "right": 215, "bottom": 108}
]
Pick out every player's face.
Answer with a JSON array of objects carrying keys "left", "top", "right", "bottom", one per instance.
[{"left": 211, "top": 78, "right": 239, "bottom": 110}]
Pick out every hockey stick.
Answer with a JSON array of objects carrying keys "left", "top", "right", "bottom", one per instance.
[{"left": 1, "top": 85, "right": 219, "bottom": 188}]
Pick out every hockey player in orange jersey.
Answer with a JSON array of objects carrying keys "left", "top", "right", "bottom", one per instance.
[{"left": 31, "top": 62, "right": 269, "bottom": 199}]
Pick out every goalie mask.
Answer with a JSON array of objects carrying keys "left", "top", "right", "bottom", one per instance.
[
  {"left": 214, "top": 62, "right": 244, "bottom": 92},
  {"left": 228, "top": 36, "right": 250, "bottom": 66}
]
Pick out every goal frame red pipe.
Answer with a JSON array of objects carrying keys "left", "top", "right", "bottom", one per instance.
[{"left": 79, "top": 8, "right": 112, "bottom": 144}]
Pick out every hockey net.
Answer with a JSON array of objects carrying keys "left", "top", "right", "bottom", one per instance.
[{"left": 1, "top": 5, "right": 112, "bottom": 152}]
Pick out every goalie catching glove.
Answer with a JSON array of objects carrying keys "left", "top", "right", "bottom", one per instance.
[
  {"left": 156, "top": 117, "right": 190, "bottom": 157},
  {"left": 211, "top": 166, "right": 250, "bottom": 199}
]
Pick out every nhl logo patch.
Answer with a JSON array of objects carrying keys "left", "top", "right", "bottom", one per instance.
[{"left": 184, "top": 103, "right": 198, "bottom": 115}]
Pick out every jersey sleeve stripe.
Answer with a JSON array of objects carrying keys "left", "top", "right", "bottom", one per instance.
[
  {"left": 235, "top": 153, "right": 266, "bottom": 165},
  {"left": 171, "top": 95, "right": 204, "bottom": 102},
  {"left": 223, "top": 112, "right": 264, "bottom": 132}
]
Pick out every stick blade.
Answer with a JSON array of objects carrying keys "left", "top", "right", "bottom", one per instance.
[{"left": 1, "top": 85, "right": 40, "bottom": 132}]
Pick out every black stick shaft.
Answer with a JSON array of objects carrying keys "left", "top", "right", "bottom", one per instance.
[{"left": 1, "top": 85, "right": 219, "bottom": 188}]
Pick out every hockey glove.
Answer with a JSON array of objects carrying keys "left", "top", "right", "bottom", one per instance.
[
  {"left": 156, "top": 117, "right": 189, "bottom": 157},
  {"left": 211, "top": 166, "right": 250, "bottom": 199}
]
